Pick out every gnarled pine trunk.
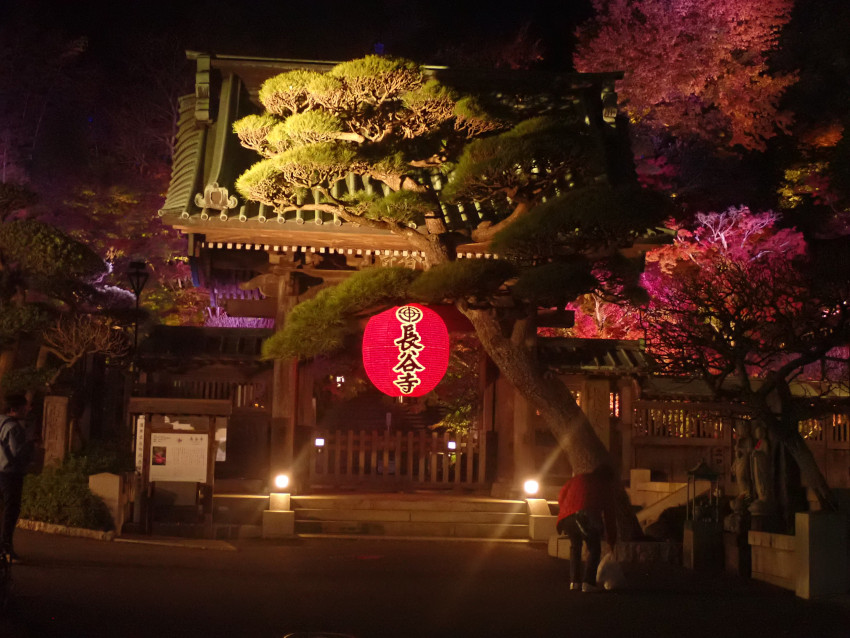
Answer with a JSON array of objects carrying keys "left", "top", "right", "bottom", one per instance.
[
  {"left": 756, "top": 384, "right": 836, "bottom": 512},
  {"left": 460, "top": 305, "right": 643, "bottom": 540},
  {"left": 770, "top": 416, "right": 835, "bottom": 511}
]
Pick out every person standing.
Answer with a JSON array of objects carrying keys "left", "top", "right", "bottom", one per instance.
[
  {"left": 0, "top": 394, "right": 33, "bottom": 560},
  {"left": 556, "top": 464, "right": 618, "bottom": 592}
]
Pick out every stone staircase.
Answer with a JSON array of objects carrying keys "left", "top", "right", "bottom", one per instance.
[
  {"left": 290, "top": 493, "right": 530, "bottom": 539},
  {"left": 150, "top": 491, "right": 539, "bottom": 540}
]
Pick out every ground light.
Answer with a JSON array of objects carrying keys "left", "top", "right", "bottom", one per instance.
[
  {"left": 523, "top": 479, "right": 540, "bottom": 496},
  {"left": 274, "top": 473, "right": 290, "bottom": 490}
]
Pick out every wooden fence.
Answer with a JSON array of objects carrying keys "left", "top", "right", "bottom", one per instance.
[
  {"left": 631, "top": 401, "right": 850, "bottom": 488},
  {"left": 633, "top": 400, "right": 739, "bottom": 441},
  {"left": 799, "top": 413, "right": 850, "bottom": 488},
  {"left": 307, "top": 429, "right": 487, "bottom": 489},
  {"left": 135, "top": 379, "right": 267, "bottom": 409}
]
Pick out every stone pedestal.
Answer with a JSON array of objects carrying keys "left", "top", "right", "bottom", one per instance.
[
  {"left": 262, "top": 492, "right": 295, "bottom": 538},
  {"left": 89, "top": 472, "right": 133, "bottom": 533},
  {"left": 269, "top": 493, "right": 290, "bottom": 511},
  {"left": 723, "top": 531, "right": 751, "bottom": 578},
  {"left": 749, "top": 530, "right": 796, "bottom": 590},
  {"left": 795, "top": 512, "right": 848, "bottom": 599},
  {"left": 548, "top": 534, "right": 573, "bottom": 559},
  {"left": 749, "top": 499, "right": 780, "bottom": 532},
  {"left": 683, "top": 520, "right": 723, "bottom": 571},
  {"left": 526, "top": 498, "right": 556, "bottom": 541},
  {"left": 262, "top": 510, "right": 295, "bottom": 538},
  {"left": 42, "top": 396, "right": 70, "bottom": 466}
]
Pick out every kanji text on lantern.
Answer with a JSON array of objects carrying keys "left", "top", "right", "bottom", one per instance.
[{"left": 393, "top": 306, "right": 425, "bottom": 394}]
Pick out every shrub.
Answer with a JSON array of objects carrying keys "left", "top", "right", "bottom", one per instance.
[
  {"left": 21, "top": 466, "right": 114, "bottom": 531},
  {"left": 61, "top": 439, "right": 134, "bottom": 475},
  {"left": 20, "top": 441, "right": 131, "bottom": 531}
]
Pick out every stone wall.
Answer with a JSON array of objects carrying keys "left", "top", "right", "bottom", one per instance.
[
  {"left": 548, "top": 535, "right": 681, "bottom": 564},
  {"left": 748, "top": 513, "right": 848, "bottom": 599},
  {"left": 749, "top": 530, "right": 796, "bottom": 590}
]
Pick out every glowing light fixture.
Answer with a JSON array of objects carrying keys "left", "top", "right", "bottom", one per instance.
[
  {"left": 315, "top": 438, "right": 325, "bottom": 447},
  {"left": 127, "top": 261, "right": 149, "bottom": 362},
  {"left": 447, "top": 441, "right": 457, "bottom": 451},
  {"left": 523, "top": 479, "right": 540, "bottom": 496},
  {"left": 362, "top": 304, "right": 450, "bottom": 397},
  {"left": 274, "top": 473, "right": 290, "bottom": 490}
]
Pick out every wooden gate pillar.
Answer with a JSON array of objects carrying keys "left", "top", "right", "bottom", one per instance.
[
  {"left": 512, "top": 391, "right": 538, "bottom": 487},
  {"left": 617, "top": 377, "right": 638, "bottom": 480},
  {"left": 268, "top": 267, "right": 301, "bottom": 484},
  {"left": 584, "top": 378, "right": 612, "bottom": 450}
]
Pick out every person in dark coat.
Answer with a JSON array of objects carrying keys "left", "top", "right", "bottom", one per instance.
[
  {"left": 0, "top": 394, "right": 33, "bottom": 560},
  {"left": 556, "top": 464, "right": 618, "bottom": 592}
]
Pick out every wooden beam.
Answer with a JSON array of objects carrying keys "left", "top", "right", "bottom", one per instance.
[
  {"left": 128, "top": 398, "right": 232, "bottom": 416},
  {"left": 221, "top": 298, "right": 277, "bottom": 318}
]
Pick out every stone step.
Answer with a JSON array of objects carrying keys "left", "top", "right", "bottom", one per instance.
[
  {"left": 291, "top": 495, "right": 526, "bottom": 514},
  {"left": 291, "top": 494, "right": 530, "bottom": 539},
  {"left": 209, "top": 492, "right": 533, "bottom": 539},
  {"left": 295, "top": 507, "right": 527, "bottom": 526},
  {"left": 295, "top": 518, "right": 529, "bottom": 539},
  {"left": 213, "top": 494, "right": 268, "bottom": 526}
]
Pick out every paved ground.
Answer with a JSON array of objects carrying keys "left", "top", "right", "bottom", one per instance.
[{"left": 1, "top": 529, "right": 850, "bottom": 638}]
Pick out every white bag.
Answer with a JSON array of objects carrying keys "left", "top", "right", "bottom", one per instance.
[{"left": 596, "top": 552, "right": 627, "bottom": 590}]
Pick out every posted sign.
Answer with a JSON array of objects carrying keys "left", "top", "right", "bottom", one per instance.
[{"left": 149, "top": 433, "right": 209, "bottom": 483}]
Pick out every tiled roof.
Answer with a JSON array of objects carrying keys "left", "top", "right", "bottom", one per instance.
[
  {"left": 158, "top": 53, "right": 624, "bottom": 253},
  {"left": 539, "top": 338, "right": 650, "bottom": 374},
  {"left": 160, "top": 94, "right": 205, "bottom": 219},
  {"left": 138, "top": 326, "right": 274, "bottom": 364}
]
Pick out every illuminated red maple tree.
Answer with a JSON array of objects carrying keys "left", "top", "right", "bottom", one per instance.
[
  {"left": 574, "top": 0, "right": 796, "bottom": 152},
  {"left": 639, "top": 207, "right": 850, "bottom": 509}
]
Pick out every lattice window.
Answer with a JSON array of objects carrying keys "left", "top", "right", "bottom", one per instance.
[{"left": 609, "top": 392, "right": 620, "bottom": 418}]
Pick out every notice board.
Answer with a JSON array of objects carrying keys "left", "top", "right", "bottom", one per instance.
[{"left": 148, "top": 433, "right": 209, "bottom": 483}]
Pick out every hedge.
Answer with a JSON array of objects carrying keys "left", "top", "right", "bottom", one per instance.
[{"left": 20, "top": 441, "right": 133, "bottom": 532}]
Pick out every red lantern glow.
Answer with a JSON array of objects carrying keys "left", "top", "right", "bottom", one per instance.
[{"left": 362, "top": 304, "right": 450, "bottom": 397}]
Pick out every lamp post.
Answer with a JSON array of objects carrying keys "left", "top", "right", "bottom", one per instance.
[
  {"left": 684, "top": 460, "right": 722, "bottom": 571},
  {"left": 127, "top": 261, "right": 149, "bottom": 363}
]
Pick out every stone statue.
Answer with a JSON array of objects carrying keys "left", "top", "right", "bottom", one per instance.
[
  {"left": 748, "top": 421, "right": 776, "bottom": 525},
  {"left": 750, "top": 422, "right": 772, "bottom": 503},
  {"left": 724, "top": 420, "right": 755, "bottom": 533},
  {"left": 732, "top": 420, "right": 755, "bottom": 501}
]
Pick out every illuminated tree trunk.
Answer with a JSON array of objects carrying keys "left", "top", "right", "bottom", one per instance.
[
  {"left": 759, "top": 379, "right": 836, "bottom": 512},
  {"left": 782, "top": 429, "right": 833, "bottom": 510},
  {"left": 460, "top": 304, "right": 643, "bottom": 540},
  {"left": 764, "top": 402, "right": 835, "bottom": 512}
]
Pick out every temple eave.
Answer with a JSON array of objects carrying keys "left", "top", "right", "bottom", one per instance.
[{"left": 170, "top": 222, "right": 494, "bottom": 257}]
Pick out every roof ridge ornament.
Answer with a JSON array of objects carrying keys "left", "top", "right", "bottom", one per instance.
[
  {"left": 195, "top": 182, "right": 239, "bottom": 216},
  {"left": 194, "top": 54, "right": 211, "bottom": 123}
]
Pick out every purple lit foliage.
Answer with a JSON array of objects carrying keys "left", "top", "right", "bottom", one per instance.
[{"left": 204, "top": 309, "right": 274, "bottom": 330}]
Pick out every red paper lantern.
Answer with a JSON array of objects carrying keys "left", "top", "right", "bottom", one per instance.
[{"left": 362, "top": 304, "right": 450, "bottom": 397}]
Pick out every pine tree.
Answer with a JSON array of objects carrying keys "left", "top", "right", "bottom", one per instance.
[{"left": 233, "top": 56, "right": 667, "bottom": 532}]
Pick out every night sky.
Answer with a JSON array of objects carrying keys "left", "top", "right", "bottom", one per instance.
[
  {"left": 4, "top": 0, "right": 592, "bottom": 66},
  {"left": 5, "top": 0, "right": 850, "bottom": 218},
  {"left": 0, "top": 0, "right": 596, "bottom": 215}
]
